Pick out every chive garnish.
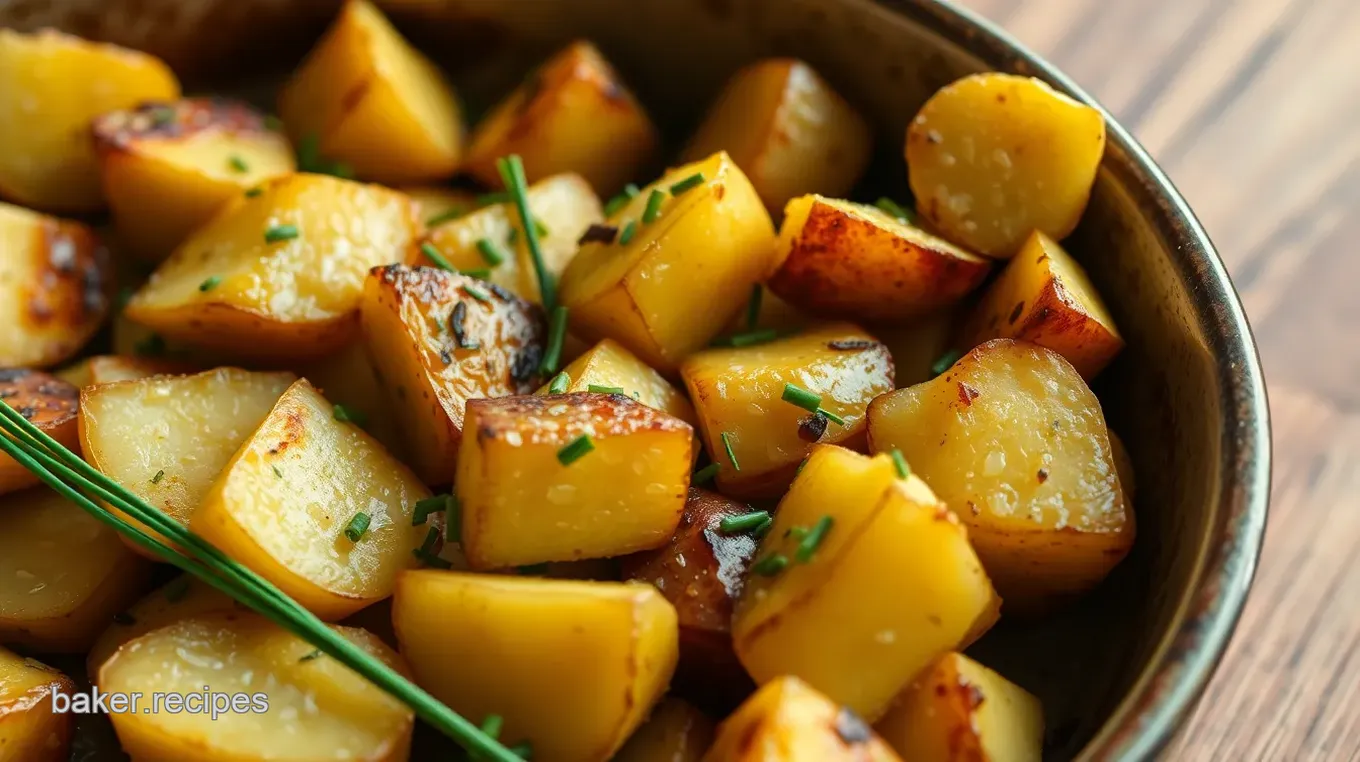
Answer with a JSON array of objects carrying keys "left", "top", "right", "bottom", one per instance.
[
  {"left": 299, "top": 649, "right": 322, "bottom": 662},
  {"left": 426, "top": 207, "right": 466, "bottom": 227},
  {"left": 782, "top": 383, "right": 821, "bottom": 413},
  {"left": 693, "top": 462, "right": 719, "bottom": 485},
  {"left": 618, "top": 220, "right": 638, "bottom": 245},
  {"left": 557, "top": 434, "right": 595, "bottom": 465},
  {"left": 721, "top": 432, "right": 740, "bottom": 471},
  {"left": 508, "top": 742, "right": 533, "bottom": 759},
  {"left": 752, "top": 554, "right": 788, "bottom": 577},
  {"left": 745, "top": 284, "right": 762, "bottom": 329},
  {"left": 875, "top": 197, "right": 916, "bottom": 224},
  {"left": 534, "top": 219, "right": 549, "bottom": 238},
  {"left": 333, "top": 404, "right": 368, "bottom": 428},
  {"left": 539, "top": 305, "right": 568, "bottom": 375},
  {"left": 151, "top": 469, "right": 164, "bottom": 484},
  {"left": 419, "top": 242, "right": 455, "bottom": 272},
  {"left": 642, "top": 189, "right": 666, "bottom": 224},
  {"left": 890, "top": 449, "right": 911, "bottom": 479},
  {"left": 670, "top": 172, "right": 706, "bottom": 195},
  {"left": 412, "top": 526, "right": 452, "bottom": 568},
  {"left": 198, "top": 276, "right": 221, "bottom": 292},
  {"left": 476, "top": 238, "right": 506, "bottom": 267},
  {"left": 496, "top": 155, "right": 556, "bottom": 312},
  {"left": 711, "top": 328, "right": 778, "bottom": 348},
  {"left": 460, "top": 268, "right": 493, "bottom": 280},
  {"left": 272, "top": 465, "right": 283, "bottom": 478},
  {"left": 820, "top": 409, "right": 847, "bottom": 426},
  {"left": 148, "top": 105, "right": 175, "bottom": 126},
  {"left": 475, "top": 191, "right": 511, "bottom": 207},
  {"left": 548, "top": 372, "right": 570, "bottom": 394},
  {"left": 796, "top": 515, "right": 834, "bottom": 562},
  {"left": 463, "top": 284, "right": 491, "bottom": 303},
  {"left": 603, "top": 183, "right": 641, "bottom": 216},
  {"left": 344, "top": 512, "right": 371, "bottom": 542},
  {"left": 587, "top": 384, "right": 625, "bottom": 395},
  {"left": 931, "top": 349, "right": 963, "bottom": 377},
  {"left": 719, "top": 510, "right": 771, "bottom": 535},
  {"left": 244, "top": 187, "right": 263, "bottom": 198},
  {"left": 264, "top": 224, "right": 299, "bottom": 243},
  {"left": 413, "top": 495, "right": 449, "bottom": 526},
  {"left": 228, "top": 154, "right": 249, "bottom": 173},
  {"left": 297, "top": 134, "right": 321, "bottom": 169},
  {"left": 481, "top": 714, "right": 504, "bottom": 739}
]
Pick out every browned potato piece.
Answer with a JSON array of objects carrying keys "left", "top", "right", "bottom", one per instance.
[
  {"left": 683, "top": 59, "right": 872, "bottom": 216},
  {"left": 0, "top": 28, "right": 179, "bottom": 212},
  {"left": 0, "top": 202, "right": 111, "bottom": 368},
  {"left": 867, "top": 339, "right": 1134, "bottom": 613},
  {"left": 464, "top": 41, "right": 659, "bottom": 194},
  {"left": 621, "top": 489, "right": 758, "bottom": 711},
  {"left": 360, "top": 265, "right": 546, "bottom": 484},
  {"left": 961, "top": 231, "right": 1123, "bottom": 379},
  {"left": 907, "top": 73, "right": 1106, "bottom": 258},
  {"left": 0, "top": 648, "right": 75, "bottom": 762},
  {"left": 769, "top": 195, "right": 991, "bottom": 322},
  {"left": 93, "top": 99, "right": 297, "bottom": 262},
  {"left": 614, "top": 697, "right": 716, "bottom": 762},
  {"left": 0, "top": 369, "right": 79, "bottom": 497},
  {"left": 870, "top": 308, "right": 957, "bottom": 388},
  {"left": 537, "top": 338, "right": 697, "bottom": 429},
  {"left": 56, "top": 355, "right": 194, "bottom": 389}
]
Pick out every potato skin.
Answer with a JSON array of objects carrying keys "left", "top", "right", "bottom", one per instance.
[
  {"left": 0, "top": 649, "right": 75, "bottom": 762},
  {"left": 0, "top": 369, "right": 80, "bottom": 496}
]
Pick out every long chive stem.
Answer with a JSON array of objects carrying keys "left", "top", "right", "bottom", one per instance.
[
  {"left": 498, "top": 156, "right": 555, "bottom": 312},
  {"left": 540, "top": 305, "right": 568, "bottom": 375}
]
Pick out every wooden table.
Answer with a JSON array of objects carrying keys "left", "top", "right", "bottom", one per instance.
[{"left": 957, "top": 0, "right": 1360, "bottom": 758}]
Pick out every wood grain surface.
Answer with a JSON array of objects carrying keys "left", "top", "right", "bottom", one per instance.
[{"left": 955, "top": 0, "right": 1360, "bottom": 759}]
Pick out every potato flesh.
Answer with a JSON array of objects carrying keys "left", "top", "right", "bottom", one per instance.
[
  {"left": 0, "top": 648, "right": 74, "bottom": 762},
  {"left": 613, "top": 697, "right": 715, "bottom": 762},
  {"left": 538, "top": 338, "right": 697, "bottom": 426},
  {"left": 99, "top": 614, "right": 412, "bottom": 762},
  {"left": 192, "top": 380, "right": 430, "bottom": 621},
  {"left": 0, "top": 369, "right": 80, "bottom": 497},
  {"left": 87, "top": 576, "right": 239, "bottom": 676},
  {"left": 0, "top": 29, "right": 179, "bottom": 212},
  {"left": 392, "top": 571, "right": 678, "bottom": 762},
  {"left": 458, "top": 393, "right": 693, "bottom": 568}
]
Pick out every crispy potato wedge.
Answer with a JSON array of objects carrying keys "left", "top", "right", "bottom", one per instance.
[
  {"left": 682, "top": 59, "right": 872, "bottom": 216},
  {"left": 78, "top": 368, "right": 295, "bottom": 552},
  {"left": 0, "top": 369, "right": 80, "bottom": 497},
  {"left": 907, "top": 73, "right": 1106, "bottom": 258},
  {"left": 614, "top": 697, "right": 716, "bottom": 762},
  {"left": 278, "top": 0, "right": 463, "bottom": 183},
  {"left": 418, "top": 173, "right": 603, "bottom": 303},
  {"left": 0, "top": 202, "right": 111, "bottom": 368},
  {"left": 866, "top": 339, "right": 1133, "bottom": 613},
  {"left": 961, "top": 231, "right": 1123, "bottom": 379},
  {"left": 559, "top": 152, "right": 778, "bottom": 371},
  {"left": 537, "top": 338, "right": 697, "bottom": 427},
  {"left": 0, "top": 649, "right": 74, "bottom": 762},
  {"left": 733, "top": 445, "right": 997, "bottom": 720},
  {"left": 769, "top": 195, "right": 990, "bottom": 322},
  {"left": 87, "top": 576, "right": 241, "bottom": 676},
  {"left": 876, "top": 652, "right": 1044, "bottom": 762},
  {"left": 360, "top": 265, "right": 547, "bottom": 484},
  {"left": 56, "top": 355, "right": 194, "bottom": 389},
  {"left": 393, "top": 571, "right": 678, "bottom": 762},
  {"left": 680, "top": 324, "right": 894, "bottom": 499},
  {"left": 464, "top": 40, "right": 659, "bottom": 194},
  {"left": 458, "top": 393, "right": 693, "bottom": 569},
  {"left": 93, "top": 98, "right": 297, "bottom": 262},
  {"left": 401, "top": 186, "right": 478, "bottom": 229},
  {"left": 702, "top": 676, "right": 901, "bottom": 762},
  {"left": 300, "top": 342, "right": 406, "bottom": 459},
  {"left": 191, "top": 379, "right": 430, "bottom": 621},
  {"left": 0, "top": 29, "right": 179, "bottom": 212},
  {"left": 125, "top": 173, "right": 420, "bottom": 362},
  {"left": 99, "top": 614, "right": 413, "bottom": 761}
]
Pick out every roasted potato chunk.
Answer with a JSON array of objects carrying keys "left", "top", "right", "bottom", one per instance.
[
  {"left": 733, "top": 445, "right": 998, "bottom": 720},
  {"left": 0, "top": 369, "right": 80, "bottom": 497},
  {"left": 703, "top": 676, "right": 901, "bottom": 762},
  {"left": 866, "top": 339, "right": 1133, "bottom": 613},
  {"left": 680, "top": 324, "right": 894, "bottom": 499},
  {"left": 907, "top": 73, "right": 1106, "bottom": 258},
  {"left": 393, "top": 571, "right": 678, "bottom": 762},
  {"left": 769, "top": 195, "right": 990, "bottom": 322},
  {"left": 125, "top": 173, "right": 420, "bottom": 362},
  {"left": 99, "top": 614, "right": 413, "bottom": 762},
  {"left": 278, "top": 0, "right": 463, "bottom": 183},
  {"left": 0, "top": 29, "right": 179, "bottom": 212},
  {"left": 79, "top": 368, "right": 295, "bottom": 551},
  {"left": 961, "top": 231, "right": 1123, "bottom": 379},
  {"left": 559, "top": 152, "right": 778, "bottom": 371},
  {"left": 538, "top": 338, "right": 697, "bottom": 427},
  {"left": 464, "top": 40, "right": 659, "bottom": 194},
  {"left": 876, "top": 652, "right": 1044, "bottom": 762},
  {"left": 418, "top": 173, "right": 603, "bottom": 303},
  {"left": 93, "top": 98, "right": 297, "bottom": 262},
  {"left": 0, "top": 649, "right": 74, "bottom": 762},
  {"left": 360, "top": 265, "right": 547, "bottom": 484},
  {"left": 87, "top": 576, "right": 240, "bottom": 676},
  {"left": 0, "top": 202, "right": 111, "bottom": 368},
  {"left": 192, "top": 379, "right": 430, "bottom": 621},
  {"left": 682, "top": 59, "right": 872, "bottom": 216},
  {"left": 614, "top": 697, "right": 716, "bottom": 762},
  {"left": 458, "top": 393, "right": 693, "bottom": 569}
]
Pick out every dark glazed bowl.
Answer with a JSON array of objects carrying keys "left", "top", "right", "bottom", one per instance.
[{"left": 2, "top": 0, "right": 1270, "bottom": 759}]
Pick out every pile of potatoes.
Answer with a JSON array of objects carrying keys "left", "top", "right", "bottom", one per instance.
[{"left": 0, "top": 1, "right": 1134, "bottom": 760}]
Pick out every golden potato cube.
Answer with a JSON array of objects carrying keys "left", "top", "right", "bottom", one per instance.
[
  {"left": 0, "top": 369, "right": 80, "bottom": 497},
  {"left": 125, "top": 173, "right": 420, "bottom": 363},
  {"left": 537, "top": 338, "right": 697, "bottom": 427},
  {"left": 359, "top": 265, "right": 547, "bottom": 484},
  {"left": 769, "top": 195, "right": 991, "bottom": 322},
  {"left": 79, "top": 368, "right": 295, "bottom": 552},
  {"left": 876, "top": 652, "right": 1044, "bottom": 762},
  {"left": 93, "top": 98, "right": 297, "bottom": 262},
  {"left": 907, "top": 73, "right": 1106, "bottom": 258},
  {"left": 683, "top": 59, "right": 872, "bottom": 216},
  {"left": 614, "top": 697, "right": 716, "bottom": 762},
  {"left": 680, "top": 324, "right": 894, "bottom": 499},
  {"left": 866, "top": 339, "right": 1134, "bottom": 613},
  {"left": 0, "top": 487, "right": 152, "bottom": 653},
  {"left": 99, "top": 614, "right": 413, "bottom": 761},
  {"left": 559, "top": 151, "right": 777, "bottom": 372},
  {"left": 191, "top": 379, "right": 431, "bottom": 621},
  {"left": 87, "top": 576, "right": 240, "bottom": 676},
  {"left": 418, "top": 173, "right": 603, "bottom": 303},
  {"left": 869, "top": 308, "right": 958, "bottom": 389},
  {"left": 464, "top": 40, "right": 659, "bottom": 194},
  {"left": 392, "top": 571, "right": 678, "bottom": 761},
  {"left": 702, "top": 676, "right": 902, "bottom": 762},
  {"left": 0, "top": 29, "right": 179, "bottom": 213},
  {"left": 458, "top": 393, "right": 693, "bottom": 568},
  {"left": 0, "top": 202, "right": 111, "bottom": 368},
  {"left": 278, "top": 0, "right": 463, "bottom": 184},
  {"left": 733, "top": 445, "right": 998, "bottom": 720},
  {"left": 56, "top": 355, "right": 193, "bottom": 389},
  {"left": 962, "top": 231, "right": 1123, "bottom": 379},
  {"left": 0, "top": 649, "right": 74, "bottom": 762},
  {"left": 400, "top": 185, "right": 478, "bottom": 228}
]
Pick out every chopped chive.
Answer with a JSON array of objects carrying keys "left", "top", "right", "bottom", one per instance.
[
  {"left": 322, "top": 161, "right": 355, "bottom": 180},
  {"left": 890, "top": 449, "right": 911, "bottom": 479},
  {"left": 534, "top": 219, "right": 550, "bottom": 238},
  {"left": 693, "top": 462, "right": 720, "bottom": 485},
  {"left": 264, "top": 224, "right": 299, "bottom": 243},
  {"left": 134, "top": 333, "right": 167, "bottom": 357},
  {"left": 557, "top": 434, "right": 595, "bottom": 465},
  {"left": 719, "top": 510, "right": 771, "bottom": 535},
  {"left": 721, "top": 431, "right": 740, "bottom": 471},
  {"left": 475, "top": 238, "right": 506, "bottom": 267},
  {"left": 818, "top": 408, "right": 847, "bottom": 426},
  {"left": 497, "top": 155, "right": 556, "bottom": 312},
  {"left": 419, "top": 242, "right": 455, "bottom": 272},
  {"left": 796, "top": 457, "right": 808, "bottom": 475},
  {"left": 623, "top": 183, "right": 641, "bottom": 198},
  {"left": 198, "top": 275, "right": 221, "bottom": 292},
  {"left": 587, "top": 384, "right": 625, "bottom": 395},
  {"left": 163, "top": 576, "right": 189, "bottom": 603},
  {"left": 112, "top": 611, "right": 136, "bottom": 626},
  {"left": 228, "top": 154, "right": 249, "bottom": 173},
  {"left": 272, "top": 464, "right": 283, "bottom": 478},
  {"left": 412, "top": 526, "right": 452, "bottom": 568},
  {"left": 475, "top": 191, "right": 511, "bottom": 207},
  {"left": 603, "top": 193, "right": 631, "bottom": 216},
  {"left": 445, "top": 494, "right": 462, "bottom": 543},
  {"left": 931, "top": 349, "right": 964, "bottom": 377},
  {"left": 296, "top": 134, "right": 321, "bottom": 170},
  {"left": 669, "top": 172, "right": 706, "bottom": 195},
  {"left": 412, "top": 494, "right": 449, "bottom": 526},
  {"left": 752, "top": 554, "right": 788, "bottom": 577},
  {"left": 426, "top": 207, "right": 465, "bottom": 227},
  {"left": 745, "top": 284, "right": 762, "bottom": 329},
  {"left": 299, "top": 649, "right": 322, "bottom": 662},
  {"left": 263, "top": 114, "right": 283, "bottom": 132},
  {"left": 151, "top": 469, "right": 164, "bottom": 484},
  {"left": 539, "top": 305, "right": 568, "bottom": 374},
  {"left": 796, "top": 515, "right": 834, "bottom": 562},
  {"left": 548, "top": 371, "right": 571, "bottom": 394},
  {"left": 332, "top": 404, "right": 368, "bottom": 428},
  {"left": 618, "top": 220, "right": 638, "bottom": 245},
  {"left": 781, "top": 383, "right": 822, "bottom": 413},
  {"left": 875, "top": 197, "right": 916, "bottom": 224},
  {"left": 460, "top": 268, "right": 492, "bottom": 280},
  {"left": 463, "top": 284, "right": 491, "bottom": 303},
  {"left": 711, "top": 328, "right": 778, "bottom": 348},
  {"left": 786, "top": 526, "right": 809, "bottom": 541},
  {"left": 578, "top": 223, "right": 619, "bottom": 245},
  {"left": 244, "top": 186, "right": 263, "bottom": 198},
  {"left": 518, "top": 563, "right": 549, "bottom": 575},
  {"left": 642, "top": 189, "right": 666, "bottom": 224},
  {"left": 481, "top": 714, "right": 504, "bottom": 740},
  {"left": 343, "top": 512, "right": 371, "bottom": 542}
]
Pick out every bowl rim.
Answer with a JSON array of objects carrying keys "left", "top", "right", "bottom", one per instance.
[{"left": 869, "top": 0, "right": 1272, "bottom": 758}]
